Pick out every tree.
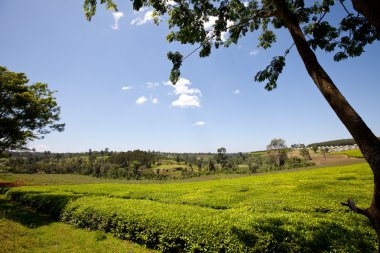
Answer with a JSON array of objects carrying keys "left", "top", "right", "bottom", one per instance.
[
  {"left": 84, "top": 0, "right": 380, "bottom": 247},
  {"left": 0, "top": 66, "right": 64, "bottom": 153},
  {"left": 266, "top": 138, "right": 288, "bottom": 167},
  {"left": 351, "top": 0, "right": 380, "bottom": 34},
  {"left": 216, "top": 147, "right": 228, "bottom": 169},
  {"left": 321, "top": 147, "right": 329, "bottom": 161},
  {"left": 207, "top": 158, "right": 216, "bottom": 172},
  {"left": 196, "top": 157, "right": 204, "bottom": 171},
  {"left": 299, "top": 144, "right": 311, "bottom": 160}
]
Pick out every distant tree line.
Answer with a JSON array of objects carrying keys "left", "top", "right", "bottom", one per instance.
[
  {"left": 308, "top": 137, "right": 380, "bottom": 148},
  {"left": 1, "top": 150, "right": 160, "bottom": 179},
  {"left": 0, "top": 140, "right": 314, "bottom": 179}
]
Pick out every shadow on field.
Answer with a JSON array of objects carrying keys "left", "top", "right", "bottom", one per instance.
[
  {"left": 231, "top": 217, "right": 376, "bottom": 252},
  {"left": 0, "top": 194, "right": 54, "bottom": 228}
]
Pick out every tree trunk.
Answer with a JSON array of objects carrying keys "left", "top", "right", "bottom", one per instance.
[
  {"left": 351, "top": 0, "right": 380, "bottom": 34},
  {"left": 273, "top": 0, "right": 380, "bottom": 250}
]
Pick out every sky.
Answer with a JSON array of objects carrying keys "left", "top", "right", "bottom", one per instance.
[{"left": 1, "top": 0, "right": 379, "bottom": 153}]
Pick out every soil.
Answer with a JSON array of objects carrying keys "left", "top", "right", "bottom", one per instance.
[{"left": 288, "top": 150, "right": 366, "bottom": 168}]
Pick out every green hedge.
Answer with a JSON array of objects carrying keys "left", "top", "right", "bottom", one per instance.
[
  {"left": 7, "top": 189, "right": 79, "bottom": 218},
  {"left": 60, "top": 196, "right": 375, "bottom": 252},
  {"left": 4, "top": 164, "right": 377, "bottom": 252}
]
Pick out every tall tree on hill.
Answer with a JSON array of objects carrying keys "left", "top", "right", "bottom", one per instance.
[
  {"left": 0, "top": 66, "right": 65, "bottom": 153},
  {"left": 83, "top": 0, "right": 380, "bottom": 247},
  {"left": 266, "top": 138, "right": 288, "bottom": 167},
  {"left": 216, "top": 147, "right": 228, "bottom": 168}
]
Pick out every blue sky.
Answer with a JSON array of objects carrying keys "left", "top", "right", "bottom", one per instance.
[{"left": 1, "top": 0, "right": 379, "bottom": 153}]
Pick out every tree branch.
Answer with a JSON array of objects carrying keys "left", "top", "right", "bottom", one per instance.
[
  {"left": 341, "top": 199, "right": 369, "bottom": 217},
  {"left": 182, "top": 8, "right": 277, "bottom": 61},
  {"left": 339, "top": 0, "right": 351, "bottom": 15}
]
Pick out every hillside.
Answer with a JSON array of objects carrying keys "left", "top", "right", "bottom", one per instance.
[
  {"left": 1, "top": 162, "right": 376, "bottom": 252},
  {"left": 308, "top": 137, "right": 380, "bottom": 147}
]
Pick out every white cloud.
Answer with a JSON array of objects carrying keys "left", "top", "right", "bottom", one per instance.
[
  {"left": 133, "top": 6, "right": 149, "bottom": 13},
  {"left": 152, "top": 97, "right": 159, "bottom": 104},
  {"left": 111, "top": 12, "right": 124, "bottom": 30},
  {"left": 203, "top": 16, "right": 218, "bottom": 31},
  {"left": 203, "top": 16, "right": 234, "bottom": 42},
  {"left": 136, "top": 96, "right": 148, "bottom": 105},
  {"left": 165, "top": 78, "right": 202, "bottom": 108},
  {"left": 249, "top": 49, "right": 259, "bottom": 56},
  {"left": 131, "top": 10, "right": 154, "bottom": 25},
  {"left": 233, "top": 89, "right": 240, "bottom": 95},
  {"left": 164, "top": 78, "right": 201, "bottom": 95},
  {"left": 193, "top": 121, "right": 206, "bottom": 126},
  {"left": 172, "top": 94, "right": 200, "bottom": 108},
  {"left": 121, "top": 86, "right": 133, "bottom": 90},
  {"left": 166, "top": 0, "right": 177, "bottom": 6},
  {"left": 146, "top": 82, "right": 159, "bottom": 88}
]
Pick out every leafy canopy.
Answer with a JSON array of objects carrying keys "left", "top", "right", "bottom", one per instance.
[
  {"left": 266, "top": 138, "right": 288, "bottom": 166},
  {"left": 83, "top": 0, "right": 378, "bottom": 89},
  {"left": 267, "top": 138, "right": 287, "bottom": 150},
  {"left": 0, "top": 66, "right": 65, "bottom": 152}
]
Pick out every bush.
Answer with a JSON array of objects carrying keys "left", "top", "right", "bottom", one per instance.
[
  {"left": 7, "top": 189, "right": 79, "bottom": 218},
  {"left": 285, "top": 157, "right": 314, "bottom": 169},
  {"left": 60, "top": 196, "right": 376, "bottom": 253},
  {"left": 5, "top": 164, "right": 377, "bottom": 252}
]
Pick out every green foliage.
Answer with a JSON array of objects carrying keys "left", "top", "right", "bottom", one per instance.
[
  {"left": 335, "top": 14, "right": 379, "bottom": 61},
  {"left": 266, "top": 138, "right": 288, "bottom": 167},
  {"left": 5, "top": 163, "right": 376, "bottom": 252},
  {"left": 258, "top": 29, "right": 277, "bottom": 49},
  {"left": 0, "top": 66, "right": 65, "bottom": 153},
  {"left": 3, "top": 150, "right": 161, "bottom": 179},
  {"left": 216, "top": 147, "right": 228, "bottom": 168},
  {"left": 0, "top": 195, "right": 154, "bottom": 253},
  {"left": 331, "top": 150, "right": 364, "bottom": 158},
  {"left": 8, "top": 190, "right": 77, "bottom": 218},
  {"left": 254, "top": 56, "right": 285, "bottom": 91},
  {"left": 285, "top": 157, "right": 314, "bottom": 169},
  {"left": 83, "top": 0, "right": 118, "bottom": 21},
  {"left": 311, "top": 146, "right": 318, "bottom": 153},
  {"left": 60, "top": 196, "right": 376, "bottom": 252},
  {"left": 309, "top": 137, "right": 380, "bottom": 147},
  {"left": 3, "top": 149, "right": 314, "bottom": 180},
  {"left": 83, "top": 1, "right": 379, "bottom": 89},
  {"left": 167, "top": 51, "right": 183, "bottom": 84},
  {"left": 299, "top": 144, "right": 311, "bottom": 160}
]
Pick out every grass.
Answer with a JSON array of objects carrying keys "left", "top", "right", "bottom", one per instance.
[
  {"left": 0, "top": 173, "right": 173, "bottom": 186},
  {"left": 0, "top": 172, "right": 251, "bottom": 186},
  {"left": 152, "top": 164, "right": 191, "bottom": 170},
  {"left": 250, "top": 151, "right": 266, "bottom": 156},
  {"left": 330, "top": 149, "right": 364, "bottom": 158},
  {"left": 0, "top": 152, "right": 365, "bottom": 186},
  {"left": 4, "top": 163, "right": 377, "bottom": 252},
  {"left": 8, "top": 163, "right": 373, "bottom": 211},
  {"left": 0, "top": 195, "right": 156, "bottom": 253}
]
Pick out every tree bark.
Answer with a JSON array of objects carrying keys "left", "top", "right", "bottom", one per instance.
[
  {"left": 272, "top": 0, "right": 380, "bottom": 250},
  {"left": 351, "top": 0, "right": 380, "bottom": 34}
]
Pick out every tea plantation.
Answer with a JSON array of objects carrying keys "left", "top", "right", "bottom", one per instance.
[{"left": 4, "top": 163, "right": 377, "bottom": 252}]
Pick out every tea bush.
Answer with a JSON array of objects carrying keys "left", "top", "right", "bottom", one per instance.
[{"left": 5, "top": 163, "right": 377, "bottom": 252}]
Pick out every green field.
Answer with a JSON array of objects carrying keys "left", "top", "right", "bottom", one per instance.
[
  {"left": 0, "top": 173, "right": 148, "bottom": 186},
  {"left": 2, "top": 163, "right": 377, "bottom": 252},
  {"left": 330, "top": 149, "right": 364, "bottom": 158},
  {"left": 0, "top": 195, "right": 155, "bottom": 253},
  {"left": 0, "top": 172, "right": 254, "bottom": 187}
]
